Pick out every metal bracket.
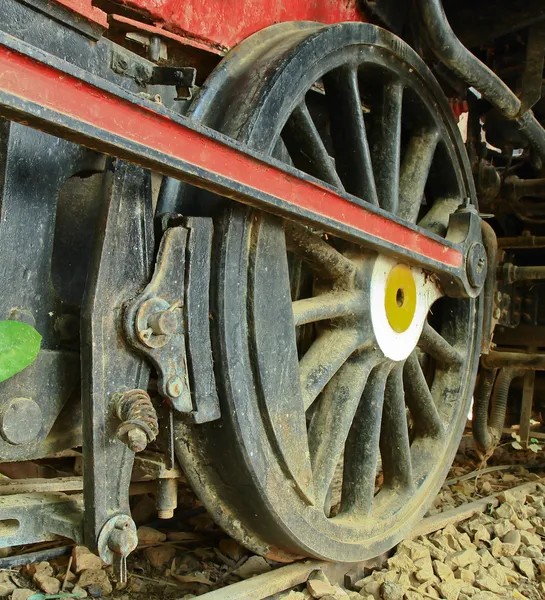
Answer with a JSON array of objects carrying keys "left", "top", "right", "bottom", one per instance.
[
  {"left": 445, "top": 203, "right": 487, "bottom": 297},
  {"left": 124, "top": 227, "right": 192, "bottom": 413},
  {"left": 150, "top": 66, "right": 196, "bottom": 100}
]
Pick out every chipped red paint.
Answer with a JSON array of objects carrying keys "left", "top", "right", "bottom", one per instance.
[
  {"left": 56, "top": 0, "right": 366, "bottom": 51},
  {"left": 108, "top": 14, "right": 224, "bottom": 55},
  {"left": 0, "top": 43, "right": 463, "bottom": 270}
]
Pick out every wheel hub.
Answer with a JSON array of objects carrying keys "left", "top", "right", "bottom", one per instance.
[{"left": 370, "top": 256, "right": 441, "bottom": 361}]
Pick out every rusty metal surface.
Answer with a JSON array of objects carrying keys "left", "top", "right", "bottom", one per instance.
[{"left": 92, "top": 0, "right": 366, "bottom": 51}]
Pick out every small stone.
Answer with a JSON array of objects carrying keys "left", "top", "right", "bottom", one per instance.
[
  {"left": 27, "top": 562, "right": 53, "bottom": 578},
  {"left": 418, "top": 538, "right": 448, "bottom": 562},
  {"left": 511, "top": 517, "right": 533, "bottom": 531},
  {"left": 136, "top": 526, "right": 167, "bottom": 544},
  {"left": 431, "top": 533, "right": 454, "bottom": 554},
  {"left": 11, "top": 589, "right": 35, "bottom": 600},
  {"left": 0, "top": 573, "right": 15, "bottom": 597},
  {"left": 77, "top": 568, "right": 112, "bottom": 596},
  {"left": 512, "top": 556, "right": 535, "bottom": 580},
  {"left": 521, "top": 545, "right": 542, "bottom": 559},
  {"left": 144, "top": 544, "right": 176, "bottom": 569},
  {"left": 87, "top": 583, "right": 102, "bottom": 598},
  {"left": 233, "top": 556, "right": 271, "bottom": 579},
  {"left": 495, "top": 504, "right": 516, "bottom": 519},
  {"left": 399, "top": 541, "right": 431, "bottom": 563},
  {"left": 397, "top": 572, "right": 411, "bottom": 592},
  {"left": 387, "top": 553, "right": 415, "bottom": 573},
  {"left": 492, "top": 520, "right": 514, "bottom": 538},
  {"left": 446, "top": 549, "right": 481, "bottom": 569},
  {"left": 488, "top": 565, "right": 508, "bottom": 587},
  {"left": 520, "top": 530, "right": 542, "bottom": 547},
  {"left": 457, "top": 534, "right": 476, "bottom": 551},
  {"left": 404, "top": 593, "right": 423, "bottom": 600},
  {"left": 414, "top": 564, "right": 436, "bottom": 584},
  {"left": 474, "top": 575, "right": 505, "bottom": 594},
  {"left": 434, "top": 561, "right": 454, "bottom": 582},
  {"left": 306, "top": 579, "right": 338, "bottom": 598},
  {"left": 501, "top": 529, "right": 520, "bottom": 545},
  {"left": 425, "top": 585, "right": 441, "bottom": 598},
  {"left": 477, "top": 549, "right": 495, "bottom": 568},
  {"left": 362, "top": 581, "right": 381, "bottom": 600},
  {"left": 455, "top": 569, "right": 475, "bottom": 584},
  {"left": 72, "top": 585, "right": 88, "bottom": 598},
  {"left": 497, "top": 490, "right": 520, "bottom": 505},
  {"left": 473, "top": 526, "right": 490, "bottom": 544},
  {"left": 72, "top": 546, "right": 103, "bottom": 573},
  {"left": 34, "top": 573, "right": 61, "bottom": 595},
  {"left": 436, "top": 580, "right": 463, "bottom": 600},
  {"left": 490, "top": 537, "right": 518, "bottom": 558},
  {"left": 380, "top": 582, "right": 403, "bottom": 600}
]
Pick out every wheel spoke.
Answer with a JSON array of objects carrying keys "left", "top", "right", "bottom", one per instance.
[
  {"left": 368, "top": 79, "right": 403, "bottom": 214},
  {"left": 418, "top": 322, "right": 462, "bottom": 366},
  {"left": 341, "top": 362, "right": 391, "bottom": 519},
  {"left": 380, "top": 366, "right": 414, "bottom": 490},
  {"left": 284, "top": 222, "right": 356, "bottom": 281},
  {"left": 403, "top": 352, "right": 444, "bottom": 438},
  {"left": 398, "top": 129, "right": 440, "bottom": 223},
  {"left": 417, "top": 197, "right": 462, "bottom": 236},
  {"left": 299, "top": 328, "right": 363, "bottom": 411},
  {"left": 323, "top": 66, "right": 379, "bottom": 206},
  {"left": 292, "top": 291, "right": 361, "bottom": 326},
  {"left": 308, "top": 351, "right": 378, "bottom": 511},
  {"left": 283, "top": 102, "right": 344, "bottom": 189}
]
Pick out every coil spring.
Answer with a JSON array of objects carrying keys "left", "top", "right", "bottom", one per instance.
[{"left": 115, "top": 389, "right": 159, "bottom": 444}]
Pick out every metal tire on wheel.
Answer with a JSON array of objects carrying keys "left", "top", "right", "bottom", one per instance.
[{"left": 171, "top": 21, "right": 481, "bottom": 561}]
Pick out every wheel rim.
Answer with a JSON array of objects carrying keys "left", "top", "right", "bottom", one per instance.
[{"left": 173, "top": 22, "right": 481, "bottom": 561}]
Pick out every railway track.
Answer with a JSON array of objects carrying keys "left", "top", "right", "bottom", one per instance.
[{"left": 193, "top": 477, "right": 545, "bottom": 600}]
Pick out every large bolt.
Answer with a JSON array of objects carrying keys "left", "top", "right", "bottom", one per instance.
[
  {"left": 166, "top": 376, "right": 183, "bottom": 398},
  {"left": 148, "top": 309, "right": 178, "bottom": 336},
  {"left": 466, "top": 242, "right": 487, "bottom": 288},
  {"left": 0, "top": 398, "right": 42, "bottom": 445}
]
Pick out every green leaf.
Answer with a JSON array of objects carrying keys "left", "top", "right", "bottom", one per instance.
[
  {"left": 530, "top": 437, "right": 539, "bottom": 444},
  {"left": 0, "top": 320, "right": 41, "bottom": 382},
  {"left": 511, "top": 441, "right": 523, "bottom": 450}
]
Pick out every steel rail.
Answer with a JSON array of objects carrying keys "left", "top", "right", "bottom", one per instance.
[{"left": 0, "top": 32, "right": 480, "bottom": 296}]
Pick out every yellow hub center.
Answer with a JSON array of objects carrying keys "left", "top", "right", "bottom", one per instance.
[{"left": 384, "top": 264, "right": 417, "bottom": 333}]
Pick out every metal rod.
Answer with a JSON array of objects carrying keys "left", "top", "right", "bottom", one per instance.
[
  {"left": 498, "top": 233, "right": 545, "bottom": 248},
  {"left": 415, "top": 0, "right": 521, "bottom": 118},
  {"left": 416, "top": 0, "right": 545, "bottom": 163},
  {"left": 483, "top": 351, "right": 545, "bottom": 369},
  {"left": 0, "top": 33, "right": 472, "bottom": 294}
]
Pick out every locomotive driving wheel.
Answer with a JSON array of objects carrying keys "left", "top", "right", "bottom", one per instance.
[{"left": 173, "top": 22, "right": 481, "bottom": 561}]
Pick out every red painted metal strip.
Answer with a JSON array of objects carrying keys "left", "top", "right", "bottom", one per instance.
[{"left": 0, "top": 44, "right": 463, "bottom": 269}]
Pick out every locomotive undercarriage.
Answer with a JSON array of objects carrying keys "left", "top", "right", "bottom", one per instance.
[{"left": 0, "top": 0, "right": 543, "bottom": 574}]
